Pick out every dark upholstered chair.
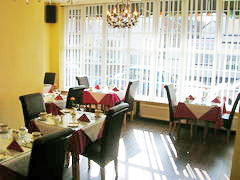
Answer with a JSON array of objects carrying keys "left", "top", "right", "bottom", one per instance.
[
  {"left": 83, "top": 103, "right": 129, "bottom": 180},
  {"left": 164, "top": 84, "right": 195, "bottom": 137},
  {"left": 66, "top": 86, "right": 85, "bottom": 109},
  {"left": 19, "top": 93, "right": 46, "bottom": 129},
  {"left": 164, "top": 84, "right": 177, "bottom": 123},
  {"left": 76, "top": 76, "right": 89, "bottom": 88},
  {"left": 44, "top": 72, "right": 56, "bottom": 85},
  {"left": 124, "top": 81, "right": 139, "bottom": 122},
  {"left": 3, "top": 128, "right": 74, "bottom": 180},
  {"left": 222, "top": 93, "right": 240, "bottom": 141}
]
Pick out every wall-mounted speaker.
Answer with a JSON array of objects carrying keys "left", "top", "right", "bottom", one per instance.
[{"left": 45, "top": 5, "right": 56, "bottom": 23}]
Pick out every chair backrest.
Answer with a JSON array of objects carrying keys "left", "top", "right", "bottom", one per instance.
[
  {"left": 28, "top": 128, "right": 74, "bottom": 180},
  {"left": 100, "top": 103, "right": 129, "bottom": 164},
  {"left": 76, "top": 76, "right": 89, "bottom": 88},
  {"left": 124, "top": 81, "right": 139, "bottom": 111},
  {"left": 164, "top": 84, "right": 177, "bottom": 122},
  {"left": 44, "top": 72, "right": 56, "bottom": 85},
  {"left": 225, "top": 93, "right": 240, "bottom": 129},
  {"left": 19, "top": 93, "right": 46, "bottom": 129},
  {"left": 66, "top": 86, "right": 85, "bottom": 108}
]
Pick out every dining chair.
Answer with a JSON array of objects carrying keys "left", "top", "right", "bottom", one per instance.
[
  {"left": 222, "top": 92, "right": 240, "bottom": 142},
  {"left": 82, "top": 103, "right": 129, "bottom": 180},
  {"left": 19, "top": 93, "right": 46, "bottom": 130},
  {"left": 66, "top": 86, "right": 86, "bottom": 109},
  {"left": 44, "top": 72, "right": 56, "bottom": 85},
  {"left": 164, "top": 84, "right": 195, "bottom": 137},
  {"left": 124, "top": 81, "right": 139, "bottom": 126},
  {"left": 3, "top": 128, "right": 74, "bottom": 180},
  {"left": 76, "top": 76, "right": 89, "bottom": 89}
]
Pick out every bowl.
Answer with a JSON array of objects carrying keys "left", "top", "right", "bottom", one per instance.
[
  {"left": 0, "top": 123, "right": 8, "bottom": 133},
  {"left": 32, "top": 132, "right": 41, "bottom": 140},
  {"left": 39, "top": 112, "right": 47, "bottom": 120}
]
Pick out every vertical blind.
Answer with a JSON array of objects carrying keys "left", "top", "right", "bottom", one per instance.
[{"left": 64, "top": 0, "right": 240, "bottom": 110}]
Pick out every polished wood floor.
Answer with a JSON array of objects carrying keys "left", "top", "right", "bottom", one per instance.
[{"left": 64, "top": 118, "right": 235, "bottom": 180}]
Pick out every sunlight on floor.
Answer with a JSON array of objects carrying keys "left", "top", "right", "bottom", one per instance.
[{"left": 84, "top": 128, "right": 226, "bottom": 180}]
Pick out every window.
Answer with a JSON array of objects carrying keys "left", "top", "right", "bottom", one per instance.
[{"left": 64, "top": 0, "right": 240, "bottom": 109}]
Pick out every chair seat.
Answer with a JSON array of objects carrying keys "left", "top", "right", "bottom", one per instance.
[{"left": 83, "top": 139, "right": 103, "bottom": 165}]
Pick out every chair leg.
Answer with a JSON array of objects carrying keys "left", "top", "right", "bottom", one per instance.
[
  {"left": 173, "top": 122, "right": 177, "bottom": 131},
  {"left": 100, "top": 167, "right": 105, "bottom": 180},
  {"left": 130, "top": 111, "right": 134, "bottom": 121},
  {"left": 88, "top": 159, "right": 91, "bottom": 171},
  {"left": 168, "top": 121, "right": 173, "bottom": 132},
  {"left": 227, "top": 130, "right": 231, "bottom": 143},
  {"left": 190, "top": 123, "right": 194, "bottom": 139},
  {"left": 66, "top": 151, "right": 71, "bottom": 168},
  {"left": 123, "top": 113, "right": 127, "bottom": 129},
  {"left": 177, "top": 121, "right": 181, "bottom": 138},
  {"left": 114, "top": 158, "right": 118, "bottom": 177},
  {"left": 203, "top": 121, "right": 208, "bottom": 142}
]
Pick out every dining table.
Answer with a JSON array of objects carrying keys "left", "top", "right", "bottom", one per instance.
[
  {"left": 174, "top": 101, "right": 223, "bottom": 128},
  {"left": 0, "top": 128, "right": 32, "bottom": 180},
  {"left": 83, "top": 87, "right": 125, "bottom": 108},
  {"left": 43, "top": 86, "right": 126, "bottom": 114},
  {"left": 28, "top": 109, "right": 106, "bottom": 180}
]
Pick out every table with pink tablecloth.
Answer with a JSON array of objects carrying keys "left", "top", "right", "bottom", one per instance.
[
  {"left": 28, "top": 112, "right": 105, "bottom": 180},
  {"left": 174, "top": 102, "right": 223, "bottom": 128},
  {"left": 83, "top": 90, "right": 125, "bottom": 107}
]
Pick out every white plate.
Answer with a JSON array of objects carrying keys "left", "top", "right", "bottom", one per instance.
[
  {"left": 39, "top": 118, "right": 47, "bottom": 121},
  {"left": 62, "top": 109, "right": 71, "bottom": 113},
  {"left": 68, "top": 122, "right": 79, "bottom": 127}
]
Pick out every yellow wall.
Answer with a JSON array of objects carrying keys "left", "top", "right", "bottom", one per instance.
[
  {"left": 49, "top": 5, "right": 65, "bottom": 88},
  {"left": 0, "top": 1, "right": 50, "bottom": 128}
]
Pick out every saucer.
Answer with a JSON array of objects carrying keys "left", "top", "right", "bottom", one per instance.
[
  {"left": 0, "top": 129, "right": 8, "bottom": 133},
  {"left": 39, "top": 118, "right": 47, "bottom": 121},
  {"left": 62, "top": 109, "right": 71, "bottom": 113},
  {"left": 68, "top": 122, "right": 79, "bottom": 127}
]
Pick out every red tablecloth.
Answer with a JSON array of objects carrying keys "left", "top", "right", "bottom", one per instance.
[
  {"left": 69, "top": 122, "right": 105, "bottom": 160},
  {"left": 28, "top": 112, "right": 105, "bottom": 161},
  {"left": 83, "top": 91, "right": 121, "bottom": 107},
  {"left": 174, "top": 102, "right": 223, "bottom": 128}
]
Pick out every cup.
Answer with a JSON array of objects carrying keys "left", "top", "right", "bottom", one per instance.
[
  {"left": 95, "top": 109, "right": 102, "bottom": 118},
  {"left": 19, "top": 127, "right": 27, "bottom": 138},
  {"left": 32, "top": 132, "right": 41, "bottom": 140},
  {"left": 0, "top": 123, "right": 8, "bottom": 133},
  {"left": 12, "top": 129, "right": 19, "bottom": 140},
  {"left": 40, "top": 112, "right": 47, "bottom": 120}
]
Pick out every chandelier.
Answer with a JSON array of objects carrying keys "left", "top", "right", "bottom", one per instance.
[{"left": 107, "top": 0, "right": 139, "bottom": 28}]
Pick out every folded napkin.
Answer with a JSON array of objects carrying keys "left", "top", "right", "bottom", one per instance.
[
  {"left": 46, "top": 103, "right": 64, "bottom": 116},
  {"left": 212, "top": 97, "right": 221, "bottom": 103},
  {"left": 7, "top": 139, "right": 24, "bottom": 152},
  {"left": 188, "top": 95, "right": 194, "bottom": 100},
  {"left": 95, "top": 85, "right": 100, "bottom": 90},
  {"left": 78, "top": 114, "right": 90, "bottom": 123},
  {"left": 55, "top": 94, "right": 63, "bottom": 100},
  {"left": 48, "top": 88, "right": 53, "bottom": 93},
  {"left": 112, "top": 87, "right": 119, "bottom": 91}
]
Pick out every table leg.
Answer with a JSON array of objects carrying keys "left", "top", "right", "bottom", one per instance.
[
  {"left": 72, "top": 152, "right": 80, "bottom": 180},
  {"left": 203, "top": 121, "right": 208, "bottom": 142}
]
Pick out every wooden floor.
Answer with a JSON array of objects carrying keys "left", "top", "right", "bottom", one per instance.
[{"left": 64, "top": 118, "right": 235, "bottom": 180}]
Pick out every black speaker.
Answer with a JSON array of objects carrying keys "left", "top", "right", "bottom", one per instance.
[{"left": 45, "top": 5, "right": 56, "bottom": 23}]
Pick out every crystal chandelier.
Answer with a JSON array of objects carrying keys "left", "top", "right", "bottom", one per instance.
[{"left": 107, "top": 0, "right": 139, "bottom": 28}]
